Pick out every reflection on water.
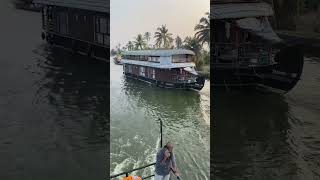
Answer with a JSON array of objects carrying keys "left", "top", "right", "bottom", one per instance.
[
  {"left": 0, "top": 3, "right": 109, "bottom": 177},
  {"left": 213, "top": 91, "right": 291, "bottom": 179},
  {"left": 34, "top": 46, "right": 109, "bottom": 148},
  {"left": 213, "top": 58, "right": 320, "bottom": 180},
  {"left": 110, "top": 62, "right": 210, "bottom": 180}
]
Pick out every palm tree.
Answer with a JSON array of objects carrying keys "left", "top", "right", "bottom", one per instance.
[
  {"left": 144, "top": 32, "right": 151, "bottom": 42},
  {"left": 154, "top": 25, "right": 173, "bottom": 48},
  {"left": 144, "top": 32, "right": 151, "bottom": 49},
  {"left": 134, "top": 34, "right": 146, "bottom": 50},
  {"left": 116, "top": 43, "right": 122, "bottom": 54},
  {"left": 194, "top": 12, "right": 210, "bottom": 46},
  {"left": 175, "top": 36, "right": 183, "bottom": 49},
  {"left": 183, "top": 36, "right": 202, "bottom": 57},
  {"left": 126, "top": 41, "right": 134, "bottom": 51},
  {"left": 184, "top": 36, "right": 203, "bottom": 67}
]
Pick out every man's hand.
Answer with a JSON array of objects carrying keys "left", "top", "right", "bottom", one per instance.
[
  {"left": 164, "top": 149, "right": 170, "bottom": 159},
  {"left": 161, "top": 149, "right": 170, "bottom": 164},
  {"left": 174, "top": 171, "right": 180, "bottom": 177}
]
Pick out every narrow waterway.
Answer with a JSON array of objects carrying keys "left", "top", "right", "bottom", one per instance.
[{"left": 110, "top": 62, "right": 210, "bottom": 179}]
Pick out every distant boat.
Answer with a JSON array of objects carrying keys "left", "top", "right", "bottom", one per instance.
[
  {"left": 122, "top": 49, "right": 205, "bottom": 91},
  {"left": 113, "top": 55, "right": 123, "bottom": 65}
]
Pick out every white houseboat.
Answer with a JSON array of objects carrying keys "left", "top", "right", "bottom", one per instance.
[{"left": 121, "top": 49, "right": 205, "bottom": 90}]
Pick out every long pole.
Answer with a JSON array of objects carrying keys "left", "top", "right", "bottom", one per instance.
[{"left": 159, "top": 118, "right": 163, "bottom": 148}]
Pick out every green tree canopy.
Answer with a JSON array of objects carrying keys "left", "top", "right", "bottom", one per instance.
[
  {"left": 194, "top": 12, "right": 210, "bottom": 46},
  {"left": 154, "top": 25, "right": 173, "bottom": 48}
]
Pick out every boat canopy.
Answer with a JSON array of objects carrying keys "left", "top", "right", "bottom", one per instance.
[
  {"left": 33, "top": 0, "right": 109, "bottom": 13},
  {"left": 122, "top": 49, "right": 195, "bottom": 57},
  {"left": 211, "top": 2, "right": 274, "bottom": 19},
  {"left": 236, "top": 17, "right": 282, "bottom": 43}
]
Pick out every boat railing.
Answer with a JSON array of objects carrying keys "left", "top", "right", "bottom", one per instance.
[
  {"left": 110, "top": 119, "right": 164, "bottom": 180},
  {"left": 213, "top": 42, "right": 272, "bottom": 66},
  {"left": 110, "top": 163, "right": 156, "bottom": 179},
  {"left": 172, "top": 74, "right": 196, "bottom": 83}
]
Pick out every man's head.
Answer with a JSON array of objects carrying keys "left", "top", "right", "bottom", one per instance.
[{"left": 165, "top": 142, "right": 173, "bottom": 152}]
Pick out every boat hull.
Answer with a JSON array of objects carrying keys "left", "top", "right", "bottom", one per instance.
[
  {"left": 212, "top": 44, "right": 304, "bottom": 93},
  {"left": 124, "top": 73, "right": 205, "bottom": 91}
]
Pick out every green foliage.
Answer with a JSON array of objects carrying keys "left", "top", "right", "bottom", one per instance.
[
  {"left": 175, "top": 36, "right": 183, "bottom": 49},
  {"left": 116, "top": 12, "right": 211, "bottom": 71},
  {"left": 134, "top": 34, "right": 147, "bottom": 50},
  {"left": 154, "top": 25, "right": 174, "bottom": 48},
  {"left": 126, "top": 41, "right": 135, "bottom": 51},
  {"left": 194, "top": 12, "right": 210, "bottom": 46}
]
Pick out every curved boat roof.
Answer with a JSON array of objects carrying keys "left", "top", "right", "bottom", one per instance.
[
  {"left": 211, "top": 2, "right": 273, "bottom": 19},
  {"left": 33, "top": 0, "right": 109, "bottom": 13},
  {"left": 122, "top": 49, "right": 195, "bottom": 56}
]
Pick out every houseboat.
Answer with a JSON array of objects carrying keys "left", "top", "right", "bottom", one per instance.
[
  {"left": 211, "top": 0, "right": 304, "bottom": 92},
  {"left": 121, "top": 49, "right": 206, "bottom": 91},
  {"left": 33, "top": 0, "right": 109, "bottom": 61},
  {"left": 113, "top": 55, "right": 123, "bottom": 65}
]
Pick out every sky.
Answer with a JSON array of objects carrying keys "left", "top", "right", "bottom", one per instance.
[{"left": 110, "top": 0, "right": 209, "bottom": 49}]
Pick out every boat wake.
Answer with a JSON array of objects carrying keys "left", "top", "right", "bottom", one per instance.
[{"left": 110, "top": 135, "right": 161, "bottom": 179}]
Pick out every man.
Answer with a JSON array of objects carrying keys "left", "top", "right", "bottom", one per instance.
[{"left": 155, "top": 142, "right": 180, "bottom": 180}]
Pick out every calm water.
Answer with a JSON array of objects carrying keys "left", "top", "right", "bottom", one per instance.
[
  {"left": 213, "top": 57, "right": 320, "bottom": 180},
  {"left": 0, "top": 1, "right": 108, "bottom": 179},
  {"left": 110, "top": 62, "right": 210, "bottom": 179}
]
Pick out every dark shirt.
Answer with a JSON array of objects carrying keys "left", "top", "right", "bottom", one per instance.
[{"left": 155, "top": 148, "right": 176, "bottom": 176}]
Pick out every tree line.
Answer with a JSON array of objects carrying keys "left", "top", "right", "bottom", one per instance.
[{"left": 111, "top": 12, "right": 210, "bottom": 70}]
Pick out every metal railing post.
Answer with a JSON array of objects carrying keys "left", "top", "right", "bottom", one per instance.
[{"left": 159, "top": 118, "right": 163, "bottom": 148}]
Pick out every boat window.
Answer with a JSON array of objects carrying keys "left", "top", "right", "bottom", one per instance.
[
  {"left": 139, "top": 66, "right": 145, "bottom": 77},
  {"left": 172, "top": 54, "right": 193, "bottom": 63},
  {"left": 152, "top": 68, "right": 155, "bottom": 79},
  {"left": 47, "top": 6, "right": 53, "bottom": 20},
  {"left": 148, "top": 56, "right": 160, "bottom": 63},
  {"left": 95, "top": 16, "right": 108, "bottom": 45},
  {"left": 99, "top": 18, "right": 107, "bottom": 34},
  {"left": 128, "top": 65, "right": 132, "bottom": 73},
  {"left": 125, "top": 55, "right": 160, "bottom": 62},
  {"left": 57, "top": 12, "right": 68, "bottom": 35}
]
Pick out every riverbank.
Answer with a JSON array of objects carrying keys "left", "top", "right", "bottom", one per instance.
[{"left": 197, "top": 65, "right": 210, "bottom": 79}]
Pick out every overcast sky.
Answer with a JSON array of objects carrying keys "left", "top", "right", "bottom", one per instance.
[{"left": 110, "top": 0, "right": 209, "bottom": 49}]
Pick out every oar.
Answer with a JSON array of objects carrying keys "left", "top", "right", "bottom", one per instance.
[{"left": 170, "top": 167, "right": 181, "bottom": 180}]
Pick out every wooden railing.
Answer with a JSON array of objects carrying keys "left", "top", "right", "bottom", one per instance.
[
  {"left": 172, "top": 74, "right": 196, "bottom": 83},
  {"left": 213, "top": 43, "right": 272, "bottom": 66}
]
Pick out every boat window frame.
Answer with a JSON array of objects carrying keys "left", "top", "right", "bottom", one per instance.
[
  {"left": 95, "top": 15, "right": 108, "bottom": 45},
  {"left": 57, "top": 11, "right": 68, "bottom": 35},
  {"left": 139, "top": 66, "right": 146, "bottom": 77},
  {"left": 124, "top": 55, "right": 160, "bottom": 63},
  {"left": 128, "top": 64, "right": 133, "bottom": 73},
  {"left": 172, "top": 54, "right": 194, "bottom": 63},
  {"left": 148, "top": 56, "right": 160, "bottom": 63},
  {"left": 151, "top": 68, "right": 156, "bottom": 79}
]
